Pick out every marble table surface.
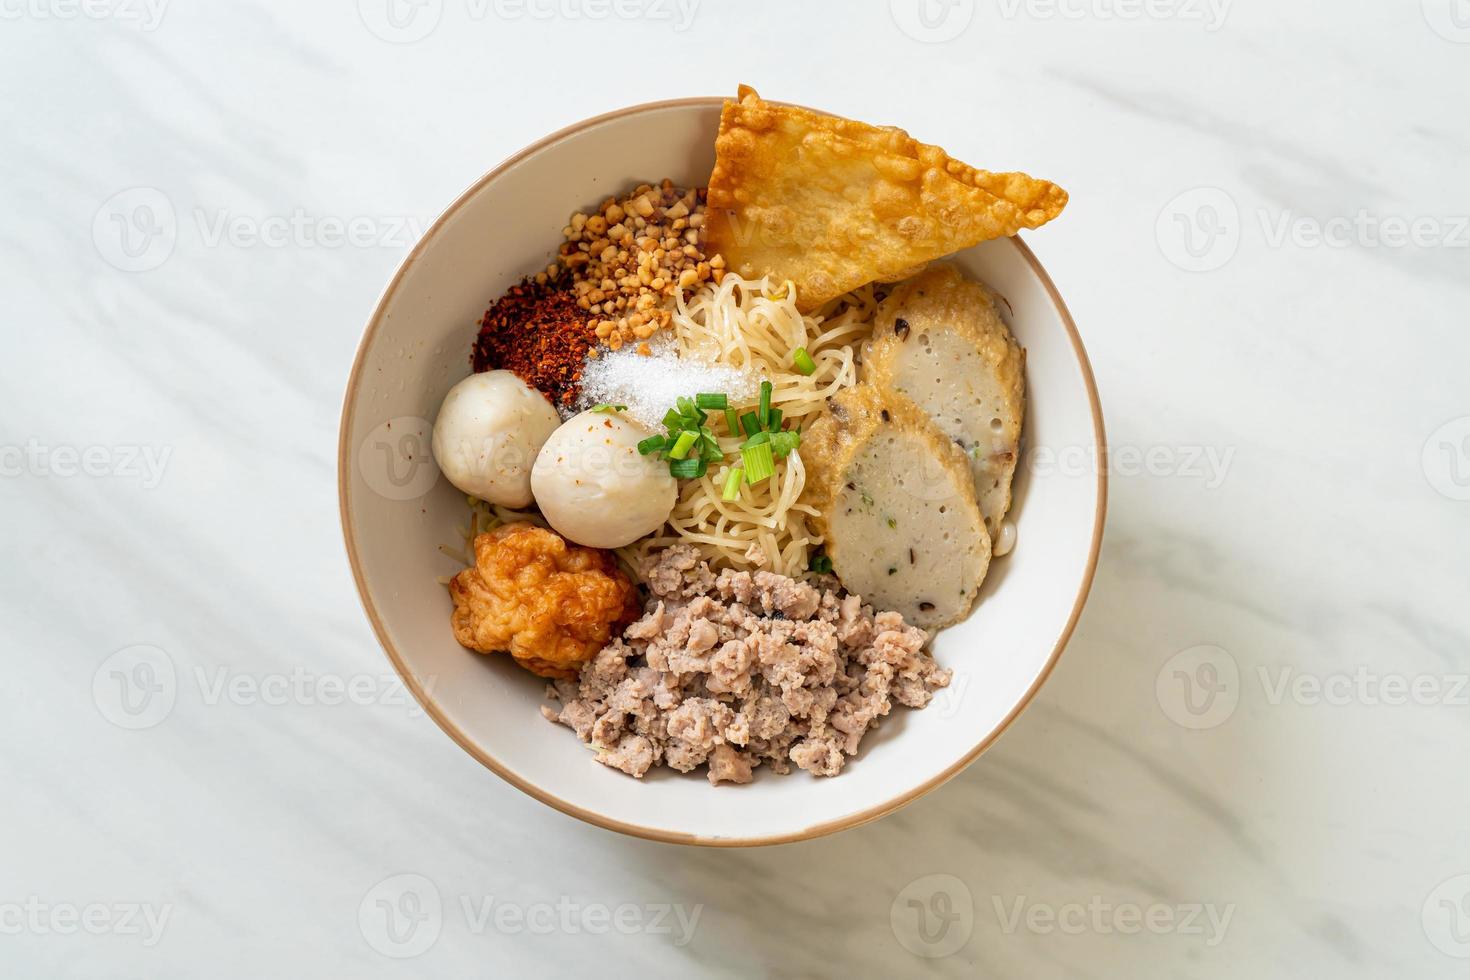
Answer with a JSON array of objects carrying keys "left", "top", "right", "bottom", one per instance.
[{"left": 4, "top": 2, "right": 1468, "bottom": 976}]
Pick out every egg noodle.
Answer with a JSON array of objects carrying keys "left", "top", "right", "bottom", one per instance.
[{"left": 618, "top": 273, "right": 878, "bottom": 578}]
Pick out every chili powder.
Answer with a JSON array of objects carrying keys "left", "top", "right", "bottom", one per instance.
[{"left": 471, "top": 274, "right": 591, "bottom": 408}]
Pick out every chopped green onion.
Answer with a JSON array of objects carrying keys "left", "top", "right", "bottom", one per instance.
[
  {"left": 770, "top": 430, "right": 801, "bottom": 459},
  {"left": 810, "top": 554, "right": 833, "bottom": 574},
  {"left": 662, "top": 408, "right": 685, "bottom": 432},
  {"left": 668, "top": 457, "right": 706, "bottom": 480},
  {"left": 668, "top": 430, "right": 699, "bottom": 460},
  {"left": 742, "top": 441, "right": 775, "bottom": 484},
  {"left": 676, "top": 396, "right": 696, "bottom": 418},
  {"left": 695, "top": 392, "right": 728, "bottom": 410},
  {"left": 590, "top": 403, "right": 627, "bottom": 413},
  {"left": 740, "top": 411, "right": 762, "bottom": 437},
  {"left": 742, "top": 429, "right": 771, "bottom": 448},
  {"left": 758, "top": 380, "right": 773, "bottom": 426},
  {"left": 766, "top": 407, "right": 783, "bottom": 431},
  {"left": 637, "top": 435, "right": 666, "bottom": 455},
  {"left": 724, "top": 407, "right": 740, "bottom": 435},
  {"left": 721, "top": 467, "right": 743, "bottom": 502},
  {"left": 792, "top": 348, "right": 817, "bottom": 376}
]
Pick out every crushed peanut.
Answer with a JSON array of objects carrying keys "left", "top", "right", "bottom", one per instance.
[{"left": 538, "top": 179, "right": 726, "bottom": 350}]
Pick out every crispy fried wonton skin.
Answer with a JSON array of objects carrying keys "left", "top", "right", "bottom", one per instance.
[
  {"left": 705, "top": 86, "right": 1068, "bottom": 311},
  {"left": 449, "top": 522, "right": 641, "bottom": 679}
]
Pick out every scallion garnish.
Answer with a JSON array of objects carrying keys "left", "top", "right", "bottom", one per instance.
[
  {"left": 742, "top": 441, "right": 775, "bottom": 484},
  {"left": 766, "top": 407, "right": 783, "bottom": 431},
  {"left": 740, "top": 411, "right": 762, "bottom": 437},
  {"left": 695, "top": 392, "right": 728, "bottom": 410},
  {"left": 668, "top": 457, "right": 706, "bottom": 480},
  {"left": 758, "top": 380, "right": 773, "bottom": 427},
  {"left": 792, "top": 348, "right": 816, "bottom": 376},
  {"left": 637, "top": 434, "right": 667, "bottom": 456},
  {"left": 770, "top": 429, "right": 801, "bottom": 459},
  {"left": 725, "top": 407, "right": 741, "bottom": 435},
  {"left": 668, "top": 430, "right": 699, "bottom": 460},
  {"left": 590, "top": 403, "right": 627, "bottom": 413},
  {"left": 721, "top": 466, "right": 743, "bottom": 502}
]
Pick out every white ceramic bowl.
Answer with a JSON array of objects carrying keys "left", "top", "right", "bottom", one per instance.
[{"left": 339, "top": 98, "right": 1105, "bottom": 846}]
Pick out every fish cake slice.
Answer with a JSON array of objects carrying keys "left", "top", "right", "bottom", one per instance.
[
  {"left": 863, "top": 264, "right": 1024, "bottom": 541},
  {"left": 801, "top": 385, "right": 989, "bottom": 630}
]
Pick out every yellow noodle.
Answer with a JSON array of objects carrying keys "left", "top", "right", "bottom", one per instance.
[{"left": 618, "top": 274, "right": 875, "bottom": 578}]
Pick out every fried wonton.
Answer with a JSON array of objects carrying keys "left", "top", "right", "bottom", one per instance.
[{"left": 705, "top": 86, "right": 1068, "bottom": 311}]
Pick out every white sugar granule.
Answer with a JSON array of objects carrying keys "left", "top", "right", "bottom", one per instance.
[{"left": 576, "top": 340, "right": 758, "bottom": 430}]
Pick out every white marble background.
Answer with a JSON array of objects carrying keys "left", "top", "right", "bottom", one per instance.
[{"left": 3, "top": 0, "right": 1468, "bottom": 976}]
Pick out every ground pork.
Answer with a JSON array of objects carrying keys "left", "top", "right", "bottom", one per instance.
[{"left": 546, "top": 546, "right": 952, "bottom": 784}]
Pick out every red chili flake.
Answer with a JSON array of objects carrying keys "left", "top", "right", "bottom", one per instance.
[{"left": 471, "top": 273, "right": 591, "bottom": 407}]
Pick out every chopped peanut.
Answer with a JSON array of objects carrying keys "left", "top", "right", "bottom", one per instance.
[{"left": 555, "top": 182, "right": 726, "bottom": 349}]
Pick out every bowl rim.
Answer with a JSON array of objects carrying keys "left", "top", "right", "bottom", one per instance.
[{"left": 337, "top": 96, "right": 1108, "bottom": 847}]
